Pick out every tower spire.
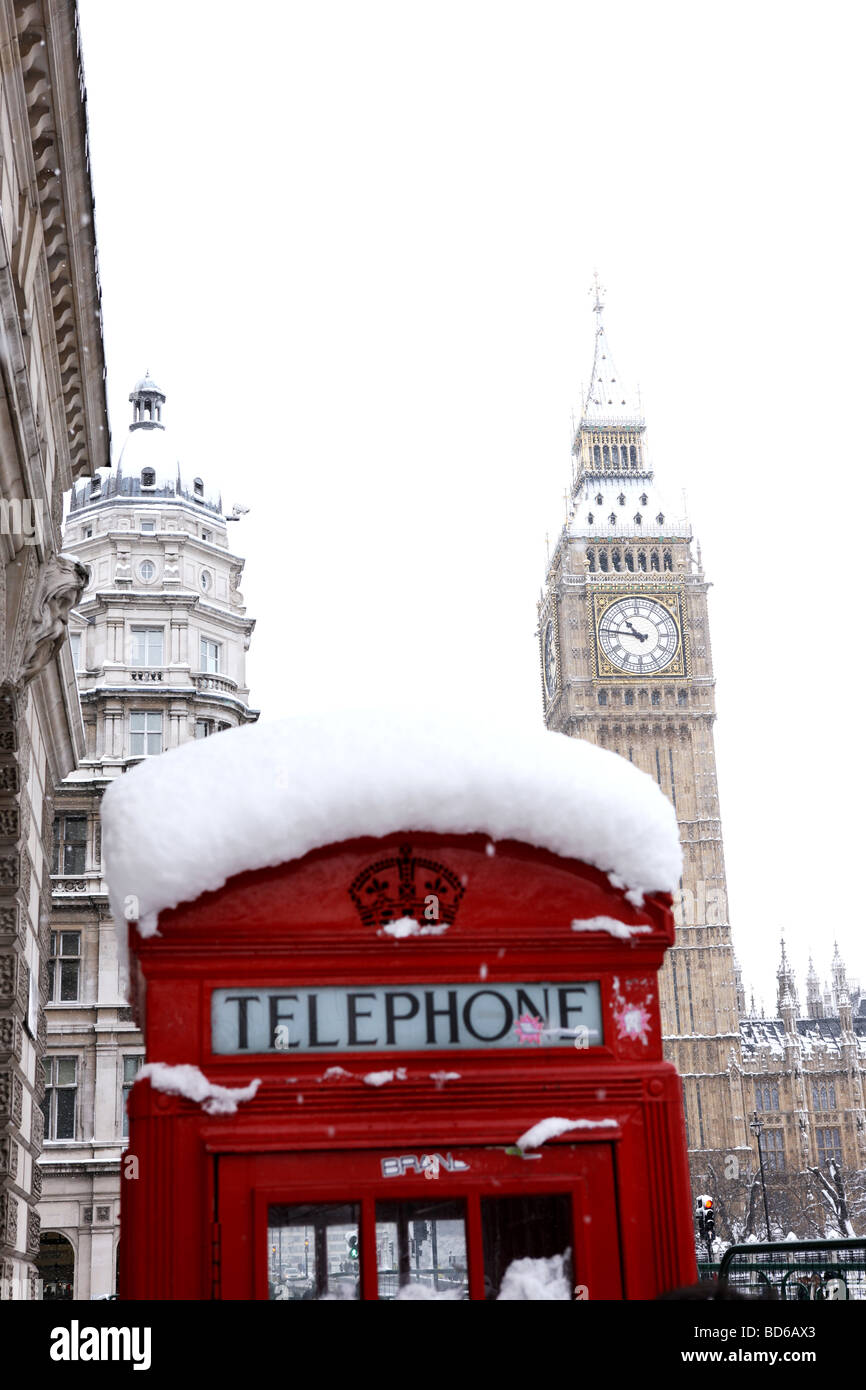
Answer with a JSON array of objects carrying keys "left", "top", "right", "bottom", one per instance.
[{"left": 580, "top": 275, "right": 641, "bottom": 425}]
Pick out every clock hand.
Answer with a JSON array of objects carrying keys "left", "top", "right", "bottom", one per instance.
[{"left": 599, "top": 626, "right": 649, "bottom": 643}]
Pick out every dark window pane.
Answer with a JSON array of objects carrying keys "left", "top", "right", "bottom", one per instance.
[
  {"left": 55, "top": 1088, "right": 76, "bottom": 1140},
  {"left": 267, "top": 1202, "right": 360, "bottom": 1301},
  {"left": 63, "top": 844, "right": 86, "bottom": 875},
  {"left": 64, "top": 818, "right": 87, "bottom": 843},
  {"left": 59, "top": 962, "right": 79, "bottom": 1002},
  {"left": 480, "top": 1194, "right": 573, "bottom": 1300},
  {"left": 60, "top": 933, "right": 80, "bottom": 957}
]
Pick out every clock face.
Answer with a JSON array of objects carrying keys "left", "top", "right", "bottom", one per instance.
[
  {"left": 597, "top": 596, "right": 680, "bottom": 674},
  {"left": 543, "top": 620, "right": 558, "bottom": 696}
]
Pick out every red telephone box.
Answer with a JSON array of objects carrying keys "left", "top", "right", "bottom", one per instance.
[{"left": 119, "top": 830, "right": 696, "bottom": 1300}]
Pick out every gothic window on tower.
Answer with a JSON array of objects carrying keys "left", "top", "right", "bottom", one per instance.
[
  {"left": 637, "top": 550, "right": 647, "bottom": 572},
  {"left": 597, "top": 691, "right": 608, "bottom": 706},
  {"left": 131, "top": 628, "right": 164, "bottom": 666},
  {"left": 608, "top": 513, "right": 617, "bottom": 526},
  {"left": 47, "top": 931, "right": 81, "bottom": 1002},
  {"left": 130, "top": 711, "right": 163, "bottom": 756},
  {"left": 650, "top": 551, "right": 660, "bottom": 571},
  {"left": 633, "top": 514, "right": 642, "bottom": 526},
  {"left": 586, "top": 548, "right": 596, "bottom": 572},
  {"left": 677, "top": 689, "right": 688, "bottom": 707},
  {"left": 651, "top": 690, "right": 660, "bottom": 707},
  {"left": 612, "top": 549, "right": 623, "bottom": 572},
  {"left": 595, "top": 493, "right": 603, "bottom": 505},
  {"left": 593, "top": 447, "right": 601, "bottom": 468},
  {"left": 625, "top": 550, "right": 634, "bottom": 571},
  {"left": 200, "top": 638, "right": 221, "bottom": 674},
  {"left": 630, "top": 445, "right": 638, "bottom": 467},
  {"left": 599, "top": 550, "right": 609, "bottom": 571},
  {"left": 618, "top": 493, "right": 625, "bottom": 506},
  {"left": 587, "top": 512, "right": 594, "bottom": 524},
  {"left": 41, "top": 1057, "right": 78, "bottom": 1141},
  {"left": 611, "top": 445, "right": 619, "bottom": 466},
  {"left": 624, "top": 690, "right": 634, "bottom": 706},
  {"left": 640, "top": 493, "right": 648, "bottom": 506},
  {"left": 52, "top": 816, "right": 87, "bottom": 876},
  {"left": 663, "top": 549, "right": 673, "bottom": 572},
  {"left": 656, "top": 512, "right": 664, "bottom": 525},
  {"left": 763, "top": 1130, "right": 785, "bottom": 1173},
  {"left": 603, "top": 445, "right": 610, "bottom": 467},
  {"left": 816, "top": 1128, "right": 843, "bottom": 1166}
]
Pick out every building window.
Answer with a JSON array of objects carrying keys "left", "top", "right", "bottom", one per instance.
[
  {"left": 84, "top": 526, "right": 93, "bottom": 538},
  {"left": 129, "top": 712, "right": 163, "bottom": 756},
  {"left": 202, "top": 528, "right": 212, "bottom": 543},
  {"left": 755, "top": 1084, "right": 780, "bottom": 1112},
  {"left": 122, "top": 1056, "right": 143, "bottom": 1139},
  {"left": 131, "top": 628, "right": 164, "bottom": 666},
  {"left": 812, "top": 1081, "right": 836, "bottom": 1111},
  {"left": 200, "top": 570, "right": 212, "bottom": 592},
  {"left": 52, "top": 816, "right": 87, "bottom": 875},
  {"left": 139, "top": 560, "right": 156, "bottom": 582},
  {"left": 651, "top": 690, "right": 660, "bottom": 707},
  {"left": 200, "top": 638, "right": 220, "bottom": 673},
  {"left": 624, "top": 690, "right": 634, "bottom": 706},
  {"left": 587, "top": 512, "right": 594, "bottom": 525},
  {"left": 69, "top": 633, "right": 81, "bottom": 670},
  {"left": 816, "top": 1128, "right": 843, "bottom": 1166},
  {"left": 48, "top": 931, "right": 81, "bottom": 1002},
  {"left": 677, "top": 689, "right": 688, "bottom": 707},
  {"left": 597, "top": 690, "right": 608, "bottom": 706},
  {"left": 193, "top": 477, "right": 204, "bottom": 497},
  {"left": 141, "top": 468, "right": 156, "bottom": 488},
  {"left": 42, "top": 1057, "right": 77, "bottom": 1140},
  {"left": 663, "top": 549, "right": 673, "bottom": 572},
  {"left": 195, "top": 719, "right": 214, "bottom": 739},
  {"left": 140, "top": 519, "right": 156, "bottom": 533},
  {"left": 763, "top": 1130, "right": 785, "bottom": 1173}
]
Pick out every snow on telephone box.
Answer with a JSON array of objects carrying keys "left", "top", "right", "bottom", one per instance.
[{"left": 103, "top": 710, "right": 697, "bottom": 1300}]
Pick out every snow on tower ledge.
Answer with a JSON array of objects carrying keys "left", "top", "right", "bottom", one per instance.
[{"left": 101, "top": 709, "right": 682, "bottom": 963}]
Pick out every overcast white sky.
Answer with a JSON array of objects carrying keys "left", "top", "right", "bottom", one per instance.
[{"left": 77, "top": 0, "right": 865, "bottom": 1009}]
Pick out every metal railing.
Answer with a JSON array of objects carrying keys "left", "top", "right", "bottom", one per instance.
[{"left": 719, "top": 1239, "right": 866, "bottom": 1300}]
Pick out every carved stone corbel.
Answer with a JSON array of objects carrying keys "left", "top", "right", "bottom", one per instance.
[{"left": 18, "top": 553, "right": 90, "bottom": 686}]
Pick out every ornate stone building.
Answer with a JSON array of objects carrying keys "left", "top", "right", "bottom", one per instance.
[
  {"left": 738, "top": 941, "right": 866, "bottom": 1184},
  {"left": 36, "top": 374, "right": 258, "bottom": 1298},
  {"left": 538, "top": 285, "right": 750, "bottom": 1173},
  {"left": 0, "top": 0, "right": 109, "bottom": 1300}
]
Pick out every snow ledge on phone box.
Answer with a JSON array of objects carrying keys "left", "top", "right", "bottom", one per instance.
[{"left": 101, "top": 707, "right": 682, "bottom": 978}]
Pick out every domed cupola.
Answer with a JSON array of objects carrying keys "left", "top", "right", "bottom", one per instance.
[{"left": 129, "top": 372, "right": 166, "bottom": 431}]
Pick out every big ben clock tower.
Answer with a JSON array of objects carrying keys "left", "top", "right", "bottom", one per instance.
[{"left": 539, "top": 282, "right": 750, "bottom": 1172}]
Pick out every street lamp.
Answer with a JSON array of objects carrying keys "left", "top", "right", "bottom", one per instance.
[{"left": 750, "top": 1111, "right": 772, "bottom": 1241}]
